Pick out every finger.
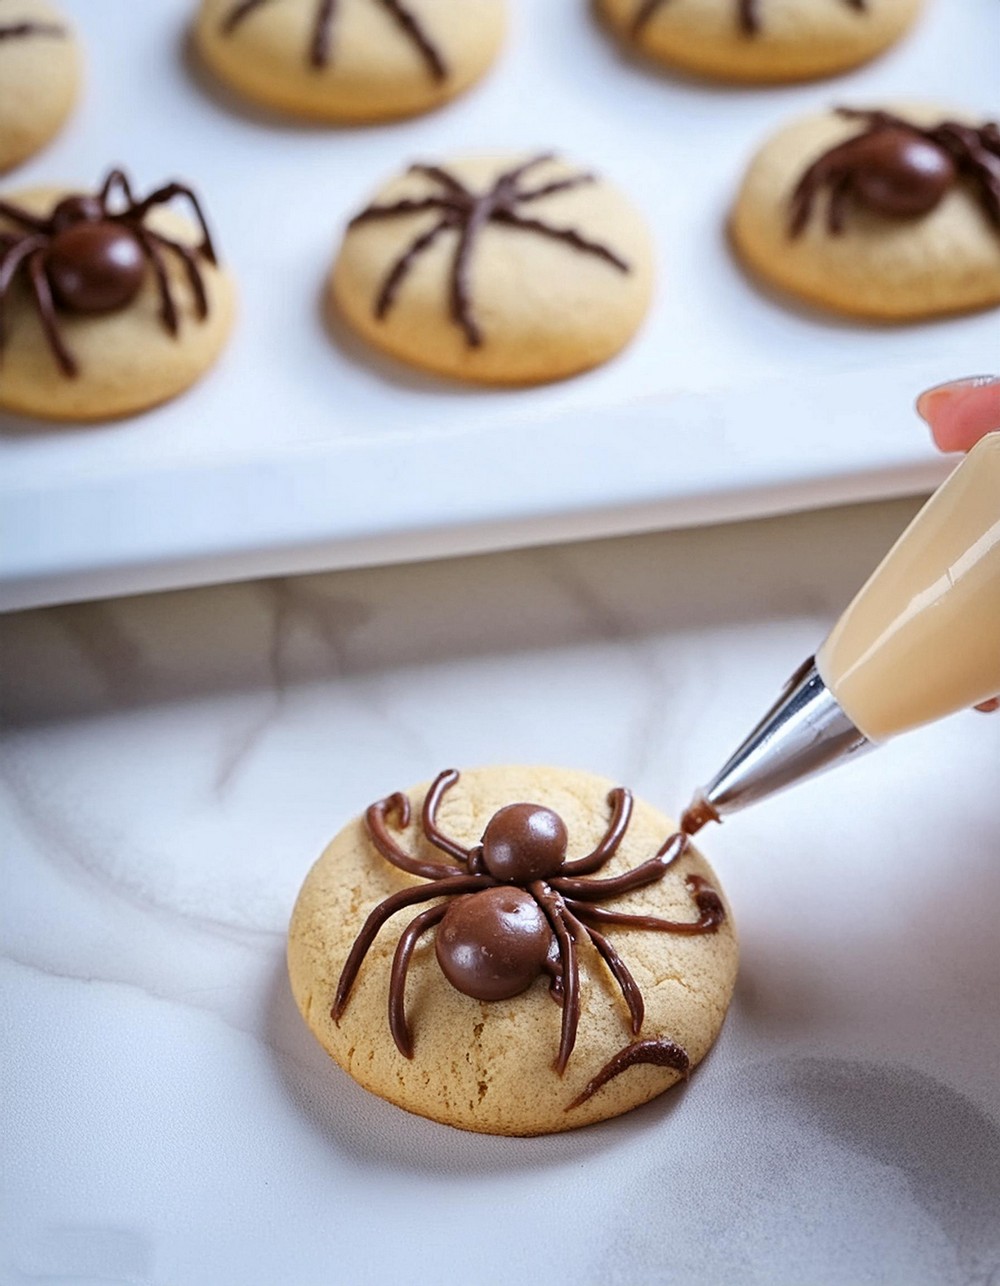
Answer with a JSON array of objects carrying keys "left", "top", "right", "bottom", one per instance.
[{"left": 916, "top": 376, "right": 1000, "bottom": 453}]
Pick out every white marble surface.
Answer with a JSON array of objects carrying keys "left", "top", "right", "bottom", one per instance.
[{"left": 2, "top": 498, "right": 999, "bottom": 1286}]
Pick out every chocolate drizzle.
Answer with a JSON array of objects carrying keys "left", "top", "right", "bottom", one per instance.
[
  {"left": 631, "top": 0, "right": 865, "bottom": 39},
  {"left": 332, "top": 769, "right": 725, "bottom": 1077},
  {"left": 0, "top": 168, "right": 217, "bottom": 377},
  {"left": 566, "top": 1037, "right": 690, "bottom": 1110},
  {"left": 219, "top": 0, "right": 446, "bottom": 78},
  {"left": 790, "top": 108, "right": 1000, "bottom": 237},
  {"left": 348, "top": 155, "right": 630, "bottom": 347}
]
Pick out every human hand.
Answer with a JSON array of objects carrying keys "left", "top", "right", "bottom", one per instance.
[
  {"left": 917, "top": 375, "right": 1000, "bottom": 713},
  {"left": 916, "top": 375, "right": 1000, "bottom": 452}
]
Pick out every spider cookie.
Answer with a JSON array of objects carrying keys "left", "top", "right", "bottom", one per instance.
[
  {"left": 598, "top": 0, "right": 921, "bottom": 83},
  {"left": 0, "top": 0, "right": 81, "bottom": 172},
  {"left": 194, "top": 0, "right": 505, "bottom": 123},
  {"left": 288, "top": 765, "right": 739, "bottom": 1135},
  {"left": 330, "top": 153, "right": 654, "bottom": 384},
  {"left": 730, "top": 106, "right": 1000, "bottom": 321},
  {"left": 0, "top": 168, "right": 235, "bottom": 420}
]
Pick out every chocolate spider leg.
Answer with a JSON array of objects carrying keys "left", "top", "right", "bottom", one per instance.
[
  {"left": 366, "top": 792, "right": 466, "bottom": 879},
  {"left": 99, "top": 168, "right": 137, "bottom": 212},
  {"left": 449, "top": 202, "right": 491, "bottom": 346},
  {"left": 408, "top": 164, "right": 471, "bottom": 199},
  {"left": 220, "top": 0, "right": 274, "bottom": 35},
  {"left": 566, "top": 1038, "right": 690, "bottom": 1111},
  {"left": 0, "top": 234, "right": 46, "bottom": 349},
  {"left": 551, "top": 831, "right": 688, "bottom": 900},
  {"left": 387, "top": 902, "right": 448, "bottom": 1057},
  {"left": 134, "top": 229, "right": 180, "bottom": 335},
  {"left": 420, "top": 768, "right": 474, "bottom": 863},
  {"left": 564, "top": 874, "right": 726, "bottom": 934},
  {"left": 514, "top": 174, "right": 596, "bottom": 205},
  {"left": 309, "top": 0, "right": 337, "bottom": 69},
  {"left": 373, "top": 213, "right": 455, "bottom": 320},
  {"left": 630, "top": 0, "right": 668, "bottom": 38},
  {"left": 495, "top": 154, "right": 556, "bottom": 189},
  {"left": 348, "top": 196, "right": 456, "bottom": 228},
  {"left": 377, "top": 0, "right": 446, "bottom": 81},
  {"left": 26, "top": 249, "right": 76, "bottom": 376},
  {"left": 0, "top": 200, "right": 47, "bottom": 233},
  {"left": 126, "top": 183, "right": 218, "bottom": 264},
  {"left": 563, "top": 906, "right": 644, "bottom": 1034},
  {"left": 491, "top": 211, "right": 630, "bottom": 273},
  {"left": 933, "top": 123, "right": 1000, "bottom": 227},
  {"left": 0, "top": 21, "right": 65, "bottom": 39},
  {"left": 560, "top": 787, "right": 633, "bottom": 876},
  {"left": 145, "top": 230, "right": 209, "bottom": 319},
  {"left": 332, "top": 874, "right": 490, "bottom": 1020},
  {"left": 532, "top": 883, "right": 580, "bottom": 1073},
  {"left": 737, "top": 0, "right": 760, "bottom": 35}
]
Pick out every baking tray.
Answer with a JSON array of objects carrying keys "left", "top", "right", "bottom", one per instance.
[{"left": 1, "top": 0, "right": 997, "bottom": 612}]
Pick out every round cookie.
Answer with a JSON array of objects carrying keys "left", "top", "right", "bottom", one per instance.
[
  {"left": 0, "top": 0, "right": 81, "bottom": 172},
  {"left": 730, "top": 105, "right": 1000, "bottom": 322},
  {"left": 330, "top": 153, "right": 655, "bottom": 385},
  {"left": 288, "top": 765, "right": 739, "bottom": 1136},
  {"left": 0, "top": 172, "right": 235, "bottom": 421},
  {"left": 194, "top": 0, "right": 505, "bottom": 123},
  {"left": 598, "top": 0, "right": 922, "bottom": 84}
]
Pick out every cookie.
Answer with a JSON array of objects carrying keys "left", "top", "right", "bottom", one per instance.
[
  {"left": 330, "top": 153, "right": 654, "bottom": 385},
  {"left": 0, "top": 0, "right": 81, "bottom": 172},
  {"left": 194, "top": 0, "right": 505, "bottom": 123},
  {"left": 730, "top": 105, "right": 1000, "bottom": 322},
  {"left": 0, "top": 169, "right": 235, "bottom": 421},
  {"left": 598, "top": 0, "right": 922, "bottom": 84},
  {"left": 288, "top": 765, "right": 739, "bottom": 1136}
]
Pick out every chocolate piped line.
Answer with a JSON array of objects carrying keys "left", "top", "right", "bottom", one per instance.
[
  {"left": 566, "top": 1037, "right": 690, "bottom": 1111},
  {"left": 388, "top": 902, "right": 448, "bottom": 1056},
  {"left": 631, "top": 0, "right": 867, "bottom": 39}
]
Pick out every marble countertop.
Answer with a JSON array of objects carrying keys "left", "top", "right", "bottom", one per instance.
[{"left": 3, "top": 497, "right": 999, "bottom": 1286}]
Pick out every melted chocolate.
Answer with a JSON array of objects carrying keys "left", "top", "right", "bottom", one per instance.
[
  {"left": 0, "top": 168, "right": 217, "bottom": 377},
  {"left": 347, "top": 155, "right": 630, "bottom": 348},
  {"left": 220, "top": 0, "right": 446, "bottom": 79},
  {"left": 566, "top": 1037, "right": 690, "bottom": 1111},
  {"left": 332, "top": 770, "right": 725, "bottom": 1078},
  {"left": 631, "top": 0, "right": 865, "bottom": 39},
  {"left": 790, "top": 108, "right": 1000, "bottom": 237}
]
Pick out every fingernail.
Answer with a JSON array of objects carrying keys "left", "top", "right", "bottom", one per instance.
[{"left": 916, "top": 375, "right": 1000, "bottom": 424}]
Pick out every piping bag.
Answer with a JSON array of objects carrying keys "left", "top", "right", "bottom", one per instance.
[{"left": 682, "top": 432, "right": 1000, "bottom": 834}]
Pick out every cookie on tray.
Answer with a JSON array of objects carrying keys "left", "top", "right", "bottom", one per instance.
[
  {"left": 0, "top": 169, "right": 235, "bottom": 420},
  {"left": 194, "top": 0, "right": 505, "bottom": 123},
  {"left": 598, "top": 0, "right": 922, "bottom": 84},
  {"left": 288, "top": 765, "right": 739, "bottom": 1136},
  {"left": 0, "top": 0, "right": 81, "bottom": 172},
  {"left": 729, "top": 105, "right": 1000, "bottom": 321},
  {"left": 329, "top": 152, "right": 654, "bottom": 384}
]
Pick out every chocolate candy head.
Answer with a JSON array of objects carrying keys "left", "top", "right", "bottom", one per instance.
[
  {"left": 851, "top": 128, "right": 957, "bottom": 217},
  {"left": 480, "top": 803, "right": 568, "bottom": 882},
  {"left": 435, "top": 887, "right": 554, "bottom": 1001},
  {"left": 47, "top": 223, "right": 146, "bottom": 314}
]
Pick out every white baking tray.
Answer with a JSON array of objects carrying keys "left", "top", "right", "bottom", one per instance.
[{"left": 1, "top": 0, "right": 997, "bottom": 611}]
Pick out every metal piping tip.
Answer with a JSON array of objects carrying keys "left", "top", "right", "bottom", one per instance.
[{"left": 684, "top": 658, "right": 872, "bottom": 828}]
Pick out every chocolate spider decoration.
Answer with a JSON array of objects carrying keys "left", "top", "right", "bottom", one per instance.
[
  {"left": 0, "top": 168, "right": 217, "bottom": 377},
  {"left": 789, "top": 108, "right": 1000, "bottom": 237},
  {"left": 333, "top": 769, "right": 725, "bottom": 1079},
  {"left": 0, "top": 17, "right": 64, "bottom": 40},
  {"left": 347, "top": 154, "right": 630, "bottom": 347},
  {"left": 630, "top": 0, "right": 865, "bottom": 38},
  {"left": 220, "top": 0, "right": 445, "bottom": 79}
]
